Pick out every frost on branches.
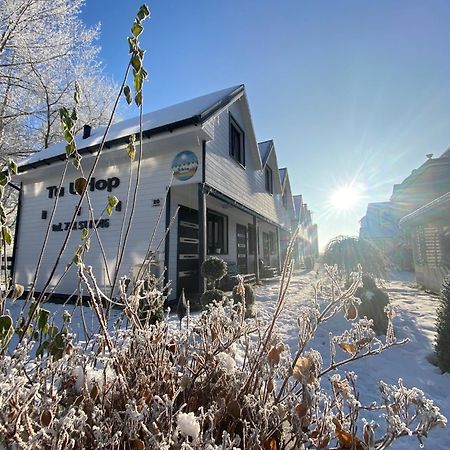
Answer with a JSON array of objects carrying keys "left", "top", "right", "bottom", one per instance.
[
  {"left": 0, "top": 0, "right": 118, "bottom": 162},
  {"left": 0, "top": 265, "right": 446, "bottom": 449}
]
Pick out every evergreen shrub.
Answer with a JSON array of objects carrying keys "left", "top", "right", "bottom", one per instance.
[
  {"left": 354, "top": 275, "right": 389, "bottom": 335},
  {"left": 201, "top": 257, "right": 227, "bottom": 288},
  {"left": 436, "top": 275, "right": 450, "bottom": 372},
  {"left": 200, "top": 289, "right": 225, "bottom": 306}
]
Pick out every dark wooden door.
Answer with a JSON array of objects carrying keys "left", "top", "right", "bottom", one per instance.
[
  {"left": 177, "top": 206, "right": 199, "bottom": 296},
  {"left": 262, "top": 232, "right": 270, "bottom": 265},
  {"left": 236, "top": 224, "right": 248, "bottom": 273}
]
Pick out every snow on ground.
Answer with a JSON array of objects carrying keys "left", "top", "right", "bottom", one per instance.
[
  {"left": 4, "top": 269, "right": 449, "bottom": 448},
  {"left": 253, "top": 270, "right": 450, "bottom": 449}
]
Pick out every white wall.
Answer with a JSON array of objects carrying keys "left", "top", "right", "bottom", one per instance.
[
  {"left": 14, "top": 135, "right": 202, "bottom": 297},
  {"left": 204, "top": 97, "right": 289, "bottom": 227}
]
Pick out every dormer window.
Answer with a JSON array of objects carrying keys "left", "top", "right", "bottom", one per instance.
[
  {"left": 229, "top": 114, "right": 245, "bottom": 166},
  {"left": 265, "top": 166, "right": 273, "bottom": 194}
]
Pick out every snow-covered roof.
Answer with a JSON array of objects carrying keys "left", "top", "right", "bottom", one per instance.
[
  {"left": 18, "top": 85, "right": 244, "bottom": 171},
  {"left": 257, "top": 140, "right": 273, "bottom": 167}
]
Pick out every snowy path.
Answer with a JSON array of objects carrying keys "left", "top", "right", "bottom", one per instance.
[{"left": 253, "top": 270, "right": 450, "bottom": 449}]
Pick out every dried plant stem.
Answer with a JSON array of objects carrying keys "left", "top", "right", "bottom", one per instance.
[
  {"left": 134, "top": 175, "right": 174, "bottom": 285},
  {"left": 318, "top": 339, "right": 408, "bottom": 379},
  {"left": 110, "top": 100, "right": 144, "bottom": 296},
  {"left": 17, "top": 65, "right": 131, "bottom": 344},
  {"left": 25, "top": 158, "right": 69, "bottom": 304},
  {"left": 112, "top": 159, "right": 133, "bottom": 292}
]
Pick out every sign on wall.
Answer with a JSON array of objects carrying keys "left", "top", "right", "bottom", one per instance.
[{"left": 171, "top": 151, "right": 198, "bottom": 181}]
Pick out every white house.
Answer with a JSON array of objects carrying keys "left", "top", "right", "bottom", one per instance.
[{"left": 12, "top": 85, "right": 316, "bottom": 301}]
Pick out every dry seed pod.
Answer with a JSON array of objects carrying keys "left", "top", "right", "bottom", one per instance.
[
  {"left": 90, "top": 383, "right": 100, "bottom": 402},
  {"left": 130, "top": 439, "right": 145, "bottom": 450},
  {"left": 11, "top": 284, "right": 24, "bottom": 300},
  {"left": 227, "top": 399, "right": 241, "bottom": 419},
  {"left": 74, "top": 177, "right": 87, "bottom": 195},
  {"left": 265, "top": 437, "right": 277, "bottom": 450},
  {"left": 268, "top": 346, "right": 281, "bottom": 365},
  {"left": 345, "top": 303, "right": 358, "bottom": 320},
  {"left": 292, "top": 356, "right": 316, "bottom": 384},
  {"left": 294, "top": 401, "right": 308, "bottom": 418},
  {"left": 338, "top": 342, "right": 357, "bottom": 354},
  {"left": 40, "top": 410, "right": 52, "bottom": 427}
]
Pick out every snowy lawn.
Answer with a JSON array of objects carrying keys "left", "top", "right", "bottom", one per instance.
[{"left": 252, "top": 270, "right": 450, "bottom": 449}]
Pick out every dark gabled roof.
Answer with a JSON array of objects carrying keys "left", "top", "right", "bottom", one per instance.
[
  {"left": 293, "top": 194, "right": 303, "bottom": 222},
  {"left": 257, "top": 140, "right": 274, "bottom": 167},
  {"left": 18, "top": 85, "right": 245, "bottom": 172},
  {"left": 279, "top": 168, "right": 287, "bottom": 188},
  {"left": 293, "top": 194, "right": 303, "bottom": 212}
]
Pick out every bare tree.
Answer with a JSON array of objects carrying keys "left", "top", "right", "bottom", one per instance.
[{"left": 0, "top": 0, "right": 118, "bottom": 164}]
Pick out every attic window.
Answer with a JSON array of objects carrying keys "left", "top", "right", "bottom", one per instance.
[
  {"left": 229, "top": 114, "right": 245, "bottom": 167},
  {"left": 282, "top": 192, "right": 288, "bottom": 207},
  {"left": 265, "top": 166, "right": 273, "bottom": 194}
]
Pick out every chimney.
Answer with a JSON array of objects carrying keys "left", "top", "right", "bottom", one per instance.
[{"left": 82, "top": 124, "right": 92, "bottom": 139}]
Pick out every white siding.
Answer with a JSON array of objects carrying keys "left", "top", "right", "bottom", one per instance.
[
  {"left": 204, "top": 98, "right": 287, "bottom": 226},
  {"left": 14, "top": 137, "right": 202, "bottom": 297}
]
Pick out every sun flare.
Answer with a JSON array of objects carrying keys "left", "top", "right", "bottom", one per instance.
[{"left": 330, "top": 184, "right": 361, "bottom": 210}]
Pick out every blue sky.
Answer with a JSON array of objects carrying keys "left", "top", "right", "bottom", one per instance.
[{"left": 81, "top": 0, "right": 450, "bottom": 249}]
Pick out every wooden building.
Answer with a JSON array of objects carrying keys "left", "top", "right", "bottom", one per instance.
[
  {"left": 12, "top": 85, "right": 317, "bottom": 301},
  {"left": 399, "top": 192, "right": 450, "bottom": 293}
]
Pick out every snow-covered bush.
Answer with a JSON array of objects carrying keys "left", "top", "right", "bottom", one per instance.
[
  {"left": 436, "top": 275, "right": 450, "bottom": 372},
  {"left": 232, "top": 278, "right": 255, "bottom": 317},
  {"left": 0, "top": 264, "right": 446, "bottom": 449}
]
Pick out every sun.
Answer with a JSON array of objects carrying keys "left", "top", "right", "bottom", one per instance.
[{"left": 330, "top": 184, "right": 361, "bottom": 210}]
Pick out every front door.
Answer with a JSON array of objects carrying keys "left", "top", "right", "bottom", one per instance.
[
  {"left": 262, "top": 232, "right": 270, "bottom": 266},
  {"left": 177, "top": 206, "right": 199, "bottom": 296},
  {"left": 236, "top": 224, "right": 248, "bottom": 273}
]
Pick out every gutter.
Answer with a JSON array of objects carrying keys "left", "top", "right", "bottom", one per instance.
[
  {"left": 8, "top": 181, "right": 21, "bottom": 192},
  {"left": 17, "top": 116, "right": 204, "bottom": 173}
]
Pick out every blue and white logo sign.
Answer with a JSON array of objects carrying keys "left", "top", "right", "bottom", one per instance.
[{"left": 171, "top": 150, "right": 198, "bottom": 181}]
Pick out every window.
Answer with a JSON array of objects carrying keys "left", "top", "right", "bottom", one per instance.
[
  {"left": 269, "top": 231, "right": 276, "bottom": 254},
  {"left": 282, "top": 192, "right": 287, "bottom": 207},
  {"left": 248, "top": 224, "right": 256, "bottom": 255},
  {"left": 207, "top": 210, "right": 228, "bottom": 255},
  {"left": 229, "top": 115, "right": 245, "bottom": 166},
  {"left": 265, "top": 166, "right": 273, "bottom": 194}
]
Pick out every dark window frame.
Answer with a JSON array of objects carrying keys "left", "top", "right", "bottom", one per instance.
[
  {"left": 229, "top": 113, "right": 245, "bottom": 167},
  {"left": 207, "top": 209, "right": 228, "bottom": 255},
  {"left": 265, "top": 166, "right": 273, "bottom": 194}
]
